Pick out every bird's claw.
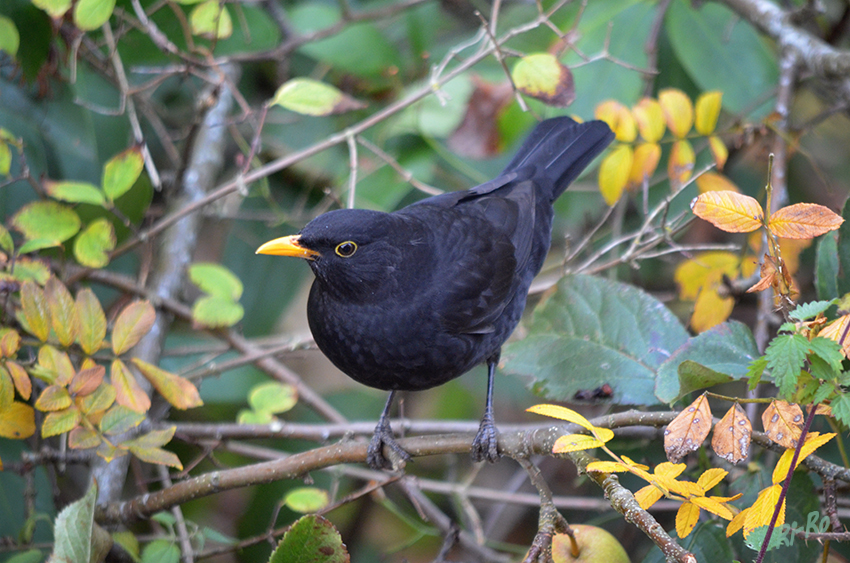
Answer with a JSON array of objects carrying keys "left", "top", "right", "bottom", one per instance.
[
  {"left": 367, "top": 421, "right": 411, "bottom": 470},
  {"left": 471, "top": 413, "right": 500, "bottom": 463}
]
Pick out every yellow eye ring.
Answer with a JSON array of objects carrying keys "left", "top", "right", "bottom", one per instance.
[{"left": 335, "top": 241, "right": 358, "bottom": 257}]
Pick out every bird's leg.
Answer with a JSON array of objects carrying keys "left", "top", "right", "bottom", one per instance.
[
  {"left": 367, "top": 390, "right": 411, "bottom": 470},
  {"left": 471, "top": 357, "right": 501, "bottom": 463}
]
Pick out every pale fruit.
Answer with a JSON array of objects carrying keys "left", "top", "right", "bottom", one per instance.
[{"left": 551, "top": 525, "right": 630, "bottom": 563}]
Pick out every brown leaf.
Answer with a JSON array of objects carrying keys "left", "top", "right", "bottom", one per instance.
[
  {"left": 45, "top": 277, "right": 79, "bottom": 348},
  {"left": 761, "top": 400, "right": 803, "bottom": 449},
  {"left": 111, "top": 359, "right": 151, "bottom": 413},
  {"left": 711, "top": 402, "right": 752, "bottom": 464},
  {"left": 76, "top": 288, "right": 106, "bottom": 355},
  {"left": 664, "top": 393, "right": 712, "bottom": 463},
  {"left": 768, "top": 203, "right": 844, "bottom": 239},
  {"left": 111, "top": 300, "right": 155, "bottom": 356},
  {"left": 131, "top": 358, "right": 203, "bottom": 410},
  {"left": 447, "top": 77, "right": 513, "bottom": 159}
]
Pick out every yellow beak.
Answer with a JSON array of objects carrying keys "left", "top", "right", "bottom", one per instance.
[{"left": 255, "top": 235, "right": 320, "bottom": 260}]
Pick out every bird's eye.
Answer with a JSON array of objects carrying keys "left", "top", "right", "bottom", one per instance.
[{"left": 335, "top": 241, "right": 358, "bottom": 257}]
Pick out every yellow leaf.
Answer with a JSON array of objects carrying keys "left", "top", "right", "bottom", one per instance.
[
  {"left": 632, "top": 98, "right": 666, "bottom": 143},
  {"left": 595, "top": 100, "right": 637, "bottom": 142},
  {"left": 586, "top": 461, "right": 631, "bottom": 473},
  {"left": 659, "top": 88, "right": 694, "bottom": 138},
  {"left": 34, "top": 385, "right": 72, "bottom": 412},
  {"left": 691, "top": 287, "right": 734, "bottom": 333},
  {"left": 674, "top": 251, "right": 740, "bottom": 301},
  {"left": 696, "top": 467, "right": 727, "bottom": 493},
  {"left": 112, "top": 300, "right": 155, "bottom": 356},
  {"left": 727, "top": 507, "right": 749, "bottom": 536},
  {"left": 772, "top": 432, "right": 835, "bottom": 484},
  {"left": 655, "top": 461, "right": 688, "bottom": 479},
  {"left": 768, "top": 203, "right": 845, "bottom": 239},
  {"left": 20, "top": 280, "right": 49, "bottom": 342},
  {"left": 691, "top": 191, "right": 764, "bottom": 233},
  {"left": 691, "top": 496, "right": 733, "bottom": 520},
  {"left": 598, "top": 145, "right": 633, "bottom": 206},
  {"left": 694, "top": 91, "right": 723, "bottom": 135},
  {"left": 635, "top": 485, "right": 663, "bottom": 509},
  {"left": 668, "top": 139, "right": 695, "bottom": 186},
  {"left": 7, "top": 361, "right": 31, "bottom": 401},
  {"left": 131, "top": 358, "right": 203, "bottom": 410},
  {"left": 627, "top": 142, "right": 661, "bottom": 188},
  {"left": 527, "top": 404, "right": 593, "bottom": 430},
  {"left": 676, "top": 502, "right": 700, "bottom": 538},
  {"left": 820, "top": 314, "right": 850, "bottom": 357},
  {"left": 745, "top": 484, "right": 784, "bottom": 534},
  {"left": 552, "top": 433, "right": 604, "bottom": 453},
  {"left": 709, "top": 135, "right": 728, "bottom": 170},
  {"left": 41, "top": 406, "right": 81, "bottom": 438},
  {"left": 76, "top": 288, "right": 106, "bottom": 355},
  {"left": 111, "top": 359, "right": 151, "bottom": 414},
  {"left": 0, "top": 401, "right": 35, "bottom": 439},
  {"left": 695, "top": 171, "right": 739, "bottom": 194},
  {"left": 619, "top": 456, "right": 650, "bottom": 471},
  {"left": 510, "top": 53, "right": 575, "bottom": 107},
  {"left": 45, "top": 277, "right": 78, "bottom": 348}
]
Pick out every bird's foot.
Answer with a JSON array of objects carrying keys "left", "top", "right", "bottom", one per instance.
[
  {"left": 366, "top": 420, "right": 411, "bottom": 470},
  {"left": 471, "top": 412, "right": 500, "bottom": 463}
]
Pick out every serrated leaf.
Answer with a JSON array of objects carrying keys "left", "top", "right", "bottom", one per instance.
[
  {"left": 102, "top": 146, "right": 144, "bottom": 202},
  {"left": 50, "top": 480, "right": 98, "bottom": 563},
  {"left": 20, "top": 280, "right": 50, "bottom": 341},
  {"left": 44, "top": 181, "right": 106, "bottom": 206},
  {"left": 711, "top": 402, "right": 751, "bottom": 465},
  {"left": 0, "top": 328, "right": 20, "bottom": 358},
  {"left": 189, "top": 263, "right": 243, "bottom": 300},
  {"left": 191, "top": 295, "right": 244, "bottom": 328},
  {"left": 13, "top": 258, "right": 50, "bottom": 284},
  {"left": 100, "top": 404, "right": 145, "bottom": 435},
  {"left": 597, "top": 144, "right": 633, "bottom": 206},
  {"left": 765, "top": 334, "right": 809, "bottom": 397},
  {"left": 806, "top": 336, "right": 844, "bottom": 373},
  {"left": 45, "top": 277, "right": 79, "bottom": 347},
  {"left": 69, "top": 365, "right": 106, "bottom": 397},
  {"left": 676, "top": 502, "right": 701, "bottom": 538},
  {"left": 0, "top": 365, "right": 12, "bottom": 407},
  {"left": 68, "top": 426, "right": 102, "bottom": 449},
  {"left": 74, "top": 218, "right": 116, "bottom": 268},
  {"left": 832, "top": 392, "right": 850, "bottom": 426},
  {"left": 511, "top": 53, "right": 575, "bottom": 107},
  {"left": 38, "top": 345, "right": 75, "bottom": 386},
  {"left": 694, "top": 91, "right": 723, "bottom": 135},
  {"left": 745, "top": 484, "right": 784, "bottom": 534},
  {"left": 35, "top": 385, "right": 72, "bottom": 411},
  {"left": 42, "top": 406, "right": 81, "bottom": 437},
  {"left": 664, "top": 393, "right": 712, "bottom": 463},
  {"left": 189, "top": 1, "right": 232, "bottom": 38},
  {"left": 769, "top": 203, "right": 844, "bottom": 239},
  {"left": 131, "top": 358, "right": 203, "bottom": 410},
  {"left": 789, "top": 300, "right": 834, "bottom": 321},
  {"left": 552, "top": 433, "right": 606, "bottom": 453},
  {"left": 527, "top": 404, "right": 594, "bottom": 430},
  {"left": 11, "top": 201, "right": 81, "bottom": 243},
  {"left": 284, "top": 487, "right": 330, "bottom": 514},
  {"left": 80, "top": 382, "right": 116, "bottom": 414},
  {"left": 269, "top": 515, "right": 349, "bottom": 563},
  {"left": 76, "top": 288, "right": 107, "bottom": 355},
  {"left": 72, "top": 0, "right": 115, "bottom": 30},
  {"left": 125, "top": 429, "right": 183, "bottom": 469},
  {"left": 247, "top": 381, "right": 297, "bottom": 414},
  {"left": 111, "top": 359, "right": 151, "bottom": 413},
  {"left": 112, "top": 300, "right": 155, "bottom": 355},
  {"left": 141, "top": 539, "right": 180, "bottom": 563},
  {"left": 269, "top": 78, "right": 366, "bottom": 116},
  {"left": 761, "top": 400, "right": 803, "bottom": 449},
  {"left": 7, "top": 361, "right": 31, "bottom": 401},
  {"left": 772, "top": 432, "right": 835, "bottom": 484},
  {"left": 691, "top": 190, "right": 764, "bottom": 233}
]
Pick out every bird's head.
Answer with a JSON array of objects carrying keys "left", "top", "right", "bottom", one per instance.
[{"left": 256, "top": 209, "right": 421, "bottom": 301}]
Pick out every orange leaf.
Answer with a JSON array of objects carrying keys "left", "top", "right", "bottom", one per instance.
[
  {"left": 668, "top": 139, "right": 695, "bottom": 186},
  {"left": 112, "top": 300, "right": 155, "bottom": 355},
  {"left": 676, "top": 502, "right": 700, "bottom": 538},
  {"left": 595, "top": 100, "right": 637, "bottom": 142},
  {"left": 708, "top": 136, "right": 728, "bottom": 170},
  {"left": 768, "top": 203, "right": 844, "bottom": 239},
  {"left": 111, "top": 359, "right": 151, "bottom": 413},
  {"left": 131, "top": 358, "right": 203, "bottom": 410},
  {"left": 711, "top": 402, "right": 752, "bottom": 465},
  {"left": 632, "top": 98, "right": 666, "bottom": 143},
  {"left": 691, "top": 191, "right": 764, "bottom": 233},
  {"left": 69, "top": 365, "right": 106, "bottom": 397},
  {"left": 659, "top": 88, "right": 694, "bottom": 138},
  {"left": 0, "top": 401, "right": 36, "bottom": 439},
  {"left": 0, "top": 329, "right": 21, "bottom": 358},
  {"left": 664, "top": 393, "right": 712, "bottom": 463},
  {"left": 820, "top": 314, "right": 850, "bottom": 357},
  {"left": 628, "top": 142, "right": 661, "bottom": 188},
  {"left": 598, "top": 144, "right": 633, "bottom": 206},
  {"left": 694, "top": 91, "right": 723, "bottom": 135},
  {"left": 695, "top": 171, "right": 739, "bottom": 194},
  {"left": 761, "top": 400, "right": 803, "bottom": 449},
  {"left": 45, "top": 277, "right": 78, "bottom": 348},
  {"left": 7, "top": 361, "right": 31, "bottom": 401}
]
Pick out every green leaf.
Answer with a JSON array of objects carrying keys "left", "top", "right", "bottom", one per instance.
[
  {"left": 72, "top": 0, "right": 116, "bottom": 30},
  {"left": 236, "top": 409, "right": 273, "bottom": 424},
  {"left": 102, "top": 147, "right": 144, "bottom": 202},
  {"left": 19, "top": 280, "right": 50, "bottom": 342},
  {"left": 125, "top": 430, "right": 183, "bottom": 469},
  {"left": 806, "top": 336, "right": 844, "bottom": 373},
  {"left": 765, "top": 333, "right": 810, "bottom": 398},
  {"left": 831, "top": 391, "right": 850, "bottom": 427},
  {"left": 192, "top": 295, "right": 244, "bottom": 328},
  {"left": 268, "top": 515, "right": 349, "bottom": 563},
  {"left": 284, "top": 487, "right": 329, "bottom": 514},
  {"left": 188, "top": 262, "right": 243, "bottom": 300},
  {"left": 12, "top": 258, "right": 50, "bottom": 284},
  {"left": 838, "top": 198, "right": 850, "bottom": 296},
  {"left": 42, "top": 407, "right": 81, "bottom": 437},
  {"left": 248, "top": 381, "right": 297, "bottom": 414},
  {"left": 269, "top": 78, "right": 366, "bottom": 116},
  {"left": 189, "top": 1, "right": 232, "bottom": 38},
  {"left": 4, "top": 549, "right": 43, "bottom": 563},
  {"left": 815, "top": 233, "right": 839, "bottom": 300},
  {"left": 0, "top": 223, "right": 13, "bottom": 254},
  {"left": 44, "top": 180, "right": 106, "bottom": 206},
  {"left": 141, "top": 540, "right": 180, "bottom": 563},
  {"left": 17, "top": 239, "right": 62, "bottom": 255},
  {"left": 100, "top": 404, "right": 145, "bottom": 435},
  {"left": 655, "top": 321, "right": 759, "bottom": 403},
  {"left": 789, "top": 300, "right": 835, "bottom": 321},
  {"left": 666, "top": 0, "right": 778, "bottom": 116},
  {"left": 11, "top": 200, "right": 81, "bottom": 243},
  {"left": 511, "top": 53, "right": 575, "bottom": 107},
  {"left": 502, "top": 274, "right": 689, "bottom": 406},
  {"left": 45, "top": 276, "right": 79, "bottom": 348},
  {"left": 74, "top": 218, "right": 116, "bottom": 268},
  {"left": 0, "top": 17, "right": 18, "bottom": 58},
  {"left": 112, "top": 531, "right": 141, "bottom": 563},
  {"left": 50, "top": 480, "right": 98, "bottom": 563},
  {"left": 31, "top": 0, "right": 72, "bottom": 18},
  {"left": 0, "top": 141, "right": 10, "bottom": 176}
]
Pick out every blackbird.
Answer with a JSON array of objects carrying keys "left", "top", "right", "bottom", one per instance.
[{"left": 256, "top": 116, "right": 613, "bottom": 469}]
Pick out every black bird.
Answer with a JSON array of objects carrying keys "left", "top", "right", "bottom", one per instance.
[{"left": 256, "top": 116, "right": 613, "bottom": 469}]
